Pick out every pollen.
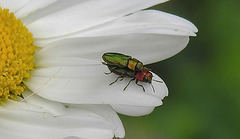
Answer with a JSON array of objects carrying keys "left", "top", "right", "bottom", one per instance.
[{"left": 0, "top": 8, "right": 38, "bottom": 103}]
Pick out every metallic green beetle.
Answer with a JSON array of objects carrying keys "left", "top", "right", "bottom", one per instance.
[
  {"left": 102, "top": 52, "right": 143, "bottom": 71},
  {"left": 102, "top": 52, "right": 162, "bottom": 92}
]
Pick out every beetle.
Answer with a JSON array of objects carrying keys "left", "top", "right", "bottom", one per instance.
[
  {"left": 102, "top": 62, "right": 161, "bottom": 92},
  {"left": 102, "top": 52, "right": 143, "bottom": 71}
]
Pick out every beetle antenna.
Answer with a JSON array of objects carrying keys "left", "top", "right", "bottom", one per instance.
[
  {"left": 150, "top": 83, "right": 155, "bottom": 93},
  {"left": 153, "top": 79, "right": 163, "bottom": 83},
  {"left": 102, "top": 62, "right": 107, "bottom": 65}
]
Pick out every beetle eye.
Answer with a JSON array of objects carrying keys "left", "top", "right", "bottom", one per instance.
[
  {"left": 146, "top": 73, "right": 153, "bottom": 82},
  {"left": 144, "top": 76, "right": 148, "bottom": 82}
]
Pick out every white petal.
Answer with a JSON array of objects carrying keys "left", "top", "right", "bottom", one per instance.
[
  {"left": 22, "top": 90, "right": 68, "bottom": 116},
  {"left": 68, "top": 104, "right": 125, "bottom": 138},
  {"left": 35, "top": 57, "right": 100, "bottom": 68},
  {"left": 25, "top": 0, "right": 168, "bottom": 38},
  {"left": 2, "top": 98, "right": 45, "bottom": 112},
  {"left": 22, "top": 91, "right": 125, "bottom": 137},
  {"left": 0, "top": 111, "right": 114, "bottom": 139},
  {"left": 35, "top": 9, "right": 197, "bottom": 46},
  {"left": 24, "top": 65, "right": 166, "bottom": 107},
  {"left": 0, "top": 99, "right": 122, "bottom": 138},
  {"left": 0, "top": 0, "right": 30, "bottom": 13},
  {"left": 71, "top": 9, "right": 198, "bottom": 36},
  {"left": 15, "top": 0, "right": 58, "bottom": 18},
  {"left": 111, "top": 105, "right": 155, "bottom": 116},
  {"left": 34, "top": 34, "right": 189, "bottom": 65}
]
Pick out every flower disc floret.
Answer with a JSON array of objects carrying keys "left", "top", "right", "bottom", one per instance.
[{"left": 0, "top": 8, "right": 38, "bottom": 103}]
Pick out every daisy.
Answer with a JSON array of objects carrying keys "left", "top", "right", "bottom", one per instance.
[{"left": 0, "top": 0, "right": 197, "bottom": 138}]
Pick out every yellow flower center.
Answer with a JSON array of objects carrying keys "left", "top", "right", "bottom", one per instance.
[{"left": 0, "top": 8, "right": 38, "bottom": 103}]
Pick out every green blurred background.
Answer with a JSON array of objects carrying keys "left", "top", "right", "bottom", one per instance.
[{"left": 119, "top": 0, "right": 240, "bottom": 139}]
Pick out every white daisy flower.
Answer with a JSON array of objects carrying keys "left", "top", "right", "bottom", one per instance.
[{"left": 0, "top": 0, "right": 197, "bottom": 138}]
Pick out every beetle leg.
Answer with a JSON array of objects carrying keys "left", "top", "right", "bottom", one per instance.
[
  {"left": 153, "top": 79, "right": 163, "bottom": 83},
  {"left": 119, "top": 77, "right": 124, "bottom": 81},
  {"left": 135, "top": 80, "right": 145, "bottom": 92},
  {"left": 110, "top": 76, "right": 125, "bottom": 86},
  {"left": 123, "top": 78, "right": 135, "bottom": 91}
]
